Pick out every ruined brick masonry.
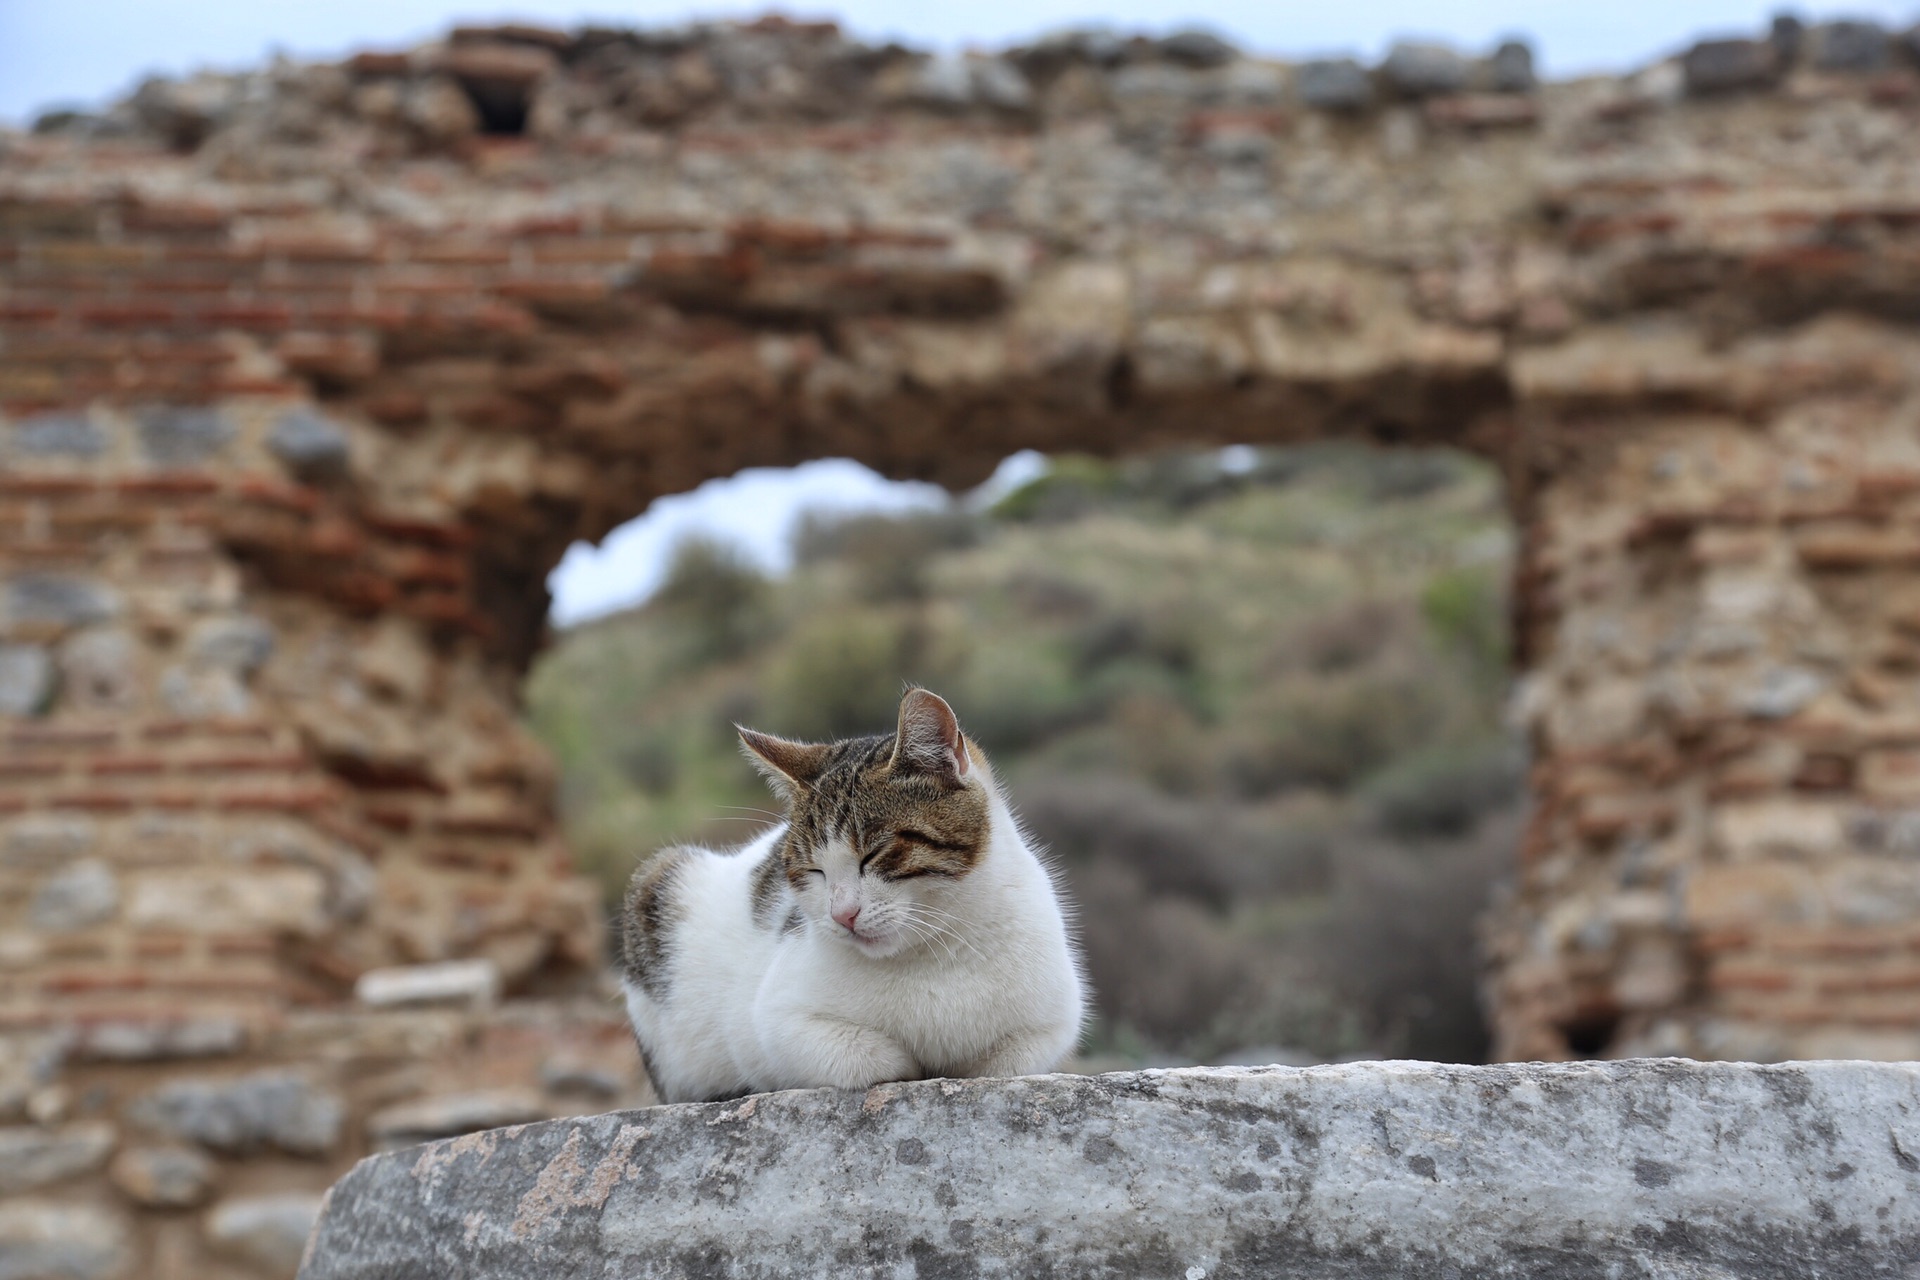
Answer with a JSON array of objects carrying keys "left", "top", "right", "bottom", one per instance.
[{"left": 4, "top": 14, "right": 1920, "bottom": 1276}]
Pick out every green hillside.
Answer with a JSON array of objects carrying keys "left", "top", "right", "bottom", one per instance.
[{"left": 526, "top": 444, "right": 1521, "bottom": 1064}]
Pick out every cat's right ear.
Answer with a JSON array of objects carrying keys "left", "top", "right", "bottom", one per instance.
[{"left": 737, "top": 727, "right": 830, "bottom": 798}]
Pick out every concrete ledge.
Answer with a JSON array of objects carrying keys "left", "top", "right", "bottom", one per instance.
[{"left": 298, "top": 1059, "right": 1920, "bottom": 1279}]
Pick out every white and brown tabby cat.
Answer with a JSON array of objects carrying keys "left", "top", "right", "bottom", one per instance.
[{"left": 620, "top": 688, "right": 1086, "bottom": 1103}]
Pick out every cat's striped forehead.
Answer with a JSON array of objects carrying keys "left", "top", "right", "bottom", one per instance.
[{"left": 780, "top": 733, "right": 988, "bottom": 881}]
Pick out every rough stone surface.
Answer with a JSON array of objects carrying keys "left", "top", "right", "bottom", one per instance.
[
  {"left": 300, "top": 1061, "right": 1920, "bottom": 1279},
  {"left": 208, "top": 1193, "right": 326, "bottom": 1275},
  {"left": 0, "top": 1124, "right": 116, "bottom": 1195},
  {"left": 129, "top": 1071, "right": 345, "bottom": 1156}
]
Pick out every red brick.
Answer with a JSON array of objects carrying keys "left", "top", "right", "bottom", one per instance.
[
  {"left": 49, "top": 792, "right": 138, "bottom": 813},
  {"left": 89, "top": 756, "right": 170, "bottom": 776},
  {"left": 118, "top": 474, "right": 222, "bottom": 497},
  {"left": 75, "top": 301, "right": 176, "bottom": 327}
]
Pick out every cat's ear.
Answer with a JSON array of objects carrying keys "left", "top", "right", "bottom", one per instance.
[
  {"left": 737, "top": 727, "right": 830, "bottom": 797},
  {"left": 891, "top": 688, "right": 970, "bottom": 784}
]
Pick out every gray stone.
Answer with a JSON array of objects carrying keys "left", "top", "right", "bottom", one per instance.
[
  {"left": 1770, "top": 13, "right": 1806, "bottom": 62},
  {"left": 968, "top": 58, "right": 1031, "bottom": 111},
  {"left": 299, "top": 1061, "right": 1920, "bottom": 1280},
  {"left": 1296, "top": 58, "right": 1373, "bottom": 110},
  {"left": 1489, "top": 39, "right": 1536, "bottom": 92},
  {"left": 29, "top": 861, "right": 119, "bottom": 932},
  {"left": 109, "top": 1144, "right": 217, "bottom": 1208},
  {"left": 0, "top": 817, "right": 96, "bottom": 870},
  {"left": 903, "top": 55, "right": 972, "bottom": 108},
  {"left": 72, "top": 1018, "right": 246, "bottom": 1062},
  {"left": 0, "top": 645, "right": 53, "bottom": 717},
  {"left": 186, "top": 614, "right": 276, "bottom": 674},
  {"left": 8, "top": 413, "right": 106, "bottom": 458},
  {"left": 137, "top": 405, "right": 233, "bottom": 466},
  {"left": 158, "top": 664, "right": 251, "bottom": 719},
  {"left": 267, "top": 407, "right": 351, "bottom": 481},
  {"left": 4, "top": 575, "right": 121, "bottom": 632},
  {"left": 366, "top": 1089, "right": 546, "bottom": 1147},
  {"left": 1158, "top": 29, "right": 1236, "bottom": 69},
  {"left": 129, "top": 1070, "right": 344, "bottom": 1156},
  {"left": 207, "top": 1194, "right": 326, "bottom": 1275},
  {"left": 354, "top": 959, "right": 499, "bottom": 1010},
  {"left": 57, "top": 628, "right": 139, "bottom": 710},
  {"left": 1806, "top": 20, "right": 1890, "bottom": 72},
  {"left": 538, "top": 1058, "right": 625, "bottom": 1100},
  {"left": 0, "top": 1202, "right": 129, "bottom": 1280},
  {"left": 1380, "top": 40, "right": 1472, "bottom": 97},
  {"left": 0, "top": 1036, "right": 67, "bottom": 1124},
  {"left": 0, "top": 1124, "right": 117, "bottom": 1194},
  {"left": 1684, "top": 38, "right": 1781, "bottom": 94},
  {"left": 1742, "top": 664, "right": 1827, "bottom": 718}
]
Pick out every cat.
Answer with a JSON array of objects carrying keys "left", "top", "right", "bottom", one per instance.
[{"left": 619, "top": 687, "right": 1086, "bottom": 1104}]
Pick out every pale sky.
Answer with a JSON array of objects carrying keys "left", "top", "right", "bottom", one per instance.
[
  {"left": 3, "top": 2, "right": 1912, "bottom": 622},
  {"left": 4, "top": 1, "right": 1916, "bottom": 122}
]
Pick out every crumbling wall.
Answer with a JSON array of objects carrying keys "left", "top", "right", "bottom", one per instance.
[{"left": 4, "top": 14, "right": 1920, "bottom": 1276}]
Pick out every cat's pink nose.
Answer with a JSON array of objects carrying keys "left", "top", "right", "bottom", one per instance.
[{"left": 832, "top": 903, "right": 861, "bottom": 932}]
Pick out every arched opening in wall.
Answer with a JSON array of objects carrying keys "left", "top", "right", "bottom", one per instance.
[{"left": 525, "top": 442, "right": 1525, "bottom": 1067}]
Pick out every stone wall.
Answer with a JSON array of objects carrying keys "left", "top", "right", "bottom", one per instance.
[{"left": 4, "top": 14, "right": 1920, "bottom": 1277}]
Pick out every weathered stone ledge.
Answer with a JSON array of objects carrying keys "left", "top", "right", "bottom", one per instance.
[{"left": 299, "top": 1059, "right": 1920, "bottom": 1279}]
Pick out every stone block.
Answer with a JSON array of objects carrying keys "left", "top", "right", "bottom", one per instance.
[
  {"left": 1683, "top": 38, "right": 1780, "bottom": 94},
  {"left": 4, "top": 575, "right": 121, "bottom": 634},
  {"left": 111, "top": 1145, "right": 217, "bottom": 1208},
  {"left": 1806, "top": 21, "right": 1891, "bottom": 72},
  {"left": 0, "top": 1123, "right": 117, "bottom": 1194},
  {"left": 207, "top": 1193, "right": 326, "bottom": 1276},
  {"left": 129, "top": 1070, "right": 345, "bottom": 1157},
  {"left": 137, "top": 405, "right": 234, "bottom": 466},
  {"left": 0, "top": 1202, "right": 129, "bottom": 1280},
  {"left": 1381, "top": 41, "right": 1472, "bottom": 97},
  {"left": 186, "top": 614, "right": 276, "bottom": 675},
  {"left": 365, "top": 1089, "right": 546, "bottom": 1147},
  {"left": 1488, "top": 39, "right": 1536, "bottom": 92},
  {"left": 267, "top": 407, "right": 351, "bottom": 481},
  {"left": 57, "top": 628, "right": 141, "bottom": 710},
  {"left": 0, "top": 644, "right": 53, "bottom": 717},
  {"left": 30, "top": 860, "right": 120, "bottom": 931},
  {"left": 1296, "top": 59, "right": 1372, "bottom": 110},
  {"left": 8, "top": 412, "right": 107, "bottom": 458},
  {"left": 299, "top": 1062, "right": 1920, "bottom": 1279},
  {"left": 72, "top": 1018, "right": 247, "bottom": 1062},
  {"left": 1158, "top": 29, "right": 1237, "bottom": 69},
  {"left": 355, "top": 959, "right": 500, "bottom": 1009}
]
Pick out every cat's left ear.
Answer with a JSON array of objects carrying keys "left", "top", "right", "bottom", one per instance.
[
  {"left": 892, "top": 688, "right": 971, "bottom": 784},
  {"left": 738, "top": 727, "right": 831, "bottom": 798}
]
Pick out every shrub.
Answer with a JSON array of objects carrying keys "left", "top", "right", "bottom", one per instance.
[{"left": 1359, "top": 736, "right": 1525, "bottom": 840}]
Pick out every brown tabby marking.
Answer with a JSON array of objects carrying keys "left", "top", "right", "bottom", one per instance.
[
  {"left": 775, "top": 732, "right": 989, "bottom": 886},
  {"left": 621, "top": 845, "right": 691, "bottom": 997},
  {"left": 748, "top": 845, "right": 786, "bottom": 929}
]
